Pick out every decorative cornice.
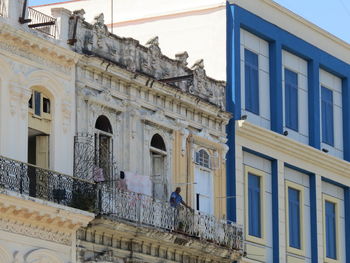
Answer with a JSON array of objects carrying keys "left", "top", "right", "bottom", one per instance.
[
  {"left": 0, "top": 23, "right": 79, "bottom": 74},
  {"left": 236, "top": 121, "right": 350, "bottom": 180},
  {"left": 78, "top": 56, "right": 231, "bottom": 121},
  {"left": 0, "top": 190, "right": 94, "bottom": 245},
  {"left": 79, "top": 218, "right": 241, "bottom": 262},
  {"left": 0, "top": 217, "right": 72, "bottom": 245}
]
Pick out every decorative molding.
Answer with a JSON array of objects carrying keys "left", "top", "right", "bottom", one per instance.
[
  {"left": 0, "top": 218, "right": 72, "bottom": 245},
  {"left": 236, "top": 121, "right": 350, "bottom": 179},
  {"left": 71, "top": 12, "right": 226, "bottom": 110},
  {"left": 0, "top": 34, "right": 73, "bottom": 76}
]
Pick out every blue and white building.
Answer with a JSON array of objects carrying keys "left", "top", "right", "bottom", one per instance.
[
  {"left": 226, "top": 1, "right": 350, "bottom": 262},
  {"left": 36, "top": 0, "right": 350, "bottom": 262}
]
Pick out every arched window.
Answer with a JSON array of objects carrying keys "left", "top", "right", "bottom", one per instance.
[
  {"left": 195, "top": 149, "right": 210, "bottom": 168},
  {"left": 94, "top": 115, "right": 113, "bottom": 182},
  {"left": 28, "top": 90, "right": 51, "bottom": 117},
  {"left": 151, "top": 134, "right": 166, "bottom": 151},
  {"left": 95, "top": 115, "right": 112, "bottom": 134}
]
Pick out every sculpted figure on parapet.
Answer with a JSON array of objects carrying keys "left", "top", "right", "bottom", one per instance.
[{"left": 93, "top": 13, "right": 109, "bottom": 49}]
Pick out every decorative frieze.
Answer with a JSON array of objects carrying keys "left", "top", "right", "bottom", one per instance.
[
  {"left": 69, "top": 11, "right": 226, "bottom": 110},
  {"left": 0, "top": 218, "right": 72, "bottom": 245}
]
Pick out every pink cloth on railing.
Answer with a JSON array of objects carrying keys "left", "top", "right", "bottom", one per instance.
[{"left": 93, "top": 167, "right": 104, "bottom": 182}]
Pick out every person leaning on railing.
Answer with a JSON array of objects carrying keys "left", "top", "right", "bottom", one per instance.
[{"left": 170, "top": 187, "right": 193, "bottom": 211}]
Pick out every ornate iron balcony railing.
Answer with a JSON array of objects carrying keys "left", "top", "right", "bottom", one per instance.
[
  {"left": 0, "top": 0, "right": 6, "bottom": 17},
  {"left": 0, "top": 155, "right": 96, "bottom": 212},
  {"left": 27, "top": 7, "right": 57, "bottom": 38},
  {"left": 100, "top": 186, "right": 244, "bottom": 251}
]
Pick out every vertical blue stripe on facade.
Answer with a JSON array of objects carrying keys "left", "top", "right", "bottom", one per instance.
[
  {"left": 271, "top": 160, "right": 279, "bottom": 263},
  {"left": 342, "top": 78, "right": 350, "bottom": 161},
  {"left": 308, "top": 60, "right": 321, "bottom": 149},
  {"left": 310, "top": 174, "right": 318, "bottom": 263},
  {"left": 269, "top": 42, "right": 283, "bottom": 134},
  {"left": 226, "top": 2, "right": 240, "bottom": 222}
]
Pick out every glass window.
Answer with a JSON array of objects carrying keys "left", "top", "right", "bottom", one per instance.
[
  {"left": 288, "top": 187, "right": 301, "bottom": 249},
  {"left": 248, "top": 173, "right": 261, "bottom": 237},
  {"left": 43, "top": 97, "right": 50, "bottom": 114},
  {"left": 325, "top": 200, "right": 337, "bottom": 259},
  {"left": 196, "top": 149, "right": 210, "bottom": 168},
  {"left": 321, "top": 87, "right": 334, "bottom": 146},
  {"left": 245, "top": 49, "right": 259, "bottom": 114},
  {"left": 285, "top": 69, "right": 298, "bottom": 131},
  {"left": 34, "top": 91, "right": 41, "bottom": 116}
]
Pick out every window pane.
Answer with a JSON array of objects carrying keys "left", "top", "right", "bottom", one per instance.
[
  {"left": 245, "top": 49, "right": 259, "bottom": 114},
  {"left": 248, "top": 173, "right": 261, "bottom": 237},
  {"left": 285, "top": 69, "right": 298, "bottom": 131},
  {"left": 325, "top": 201, "right": 337, "bottom": 259},
  {"left": 321, "top": 87, "right": 334, "bottom": 146},
  {"left": 43, "top": 98, "right": 50, "bottom": 114},
  {"left": 34, "top": 91, "right": 41, "bottom": 116},
  {"left": 288, "top": 187, "right": 301, "bottom": 249}
]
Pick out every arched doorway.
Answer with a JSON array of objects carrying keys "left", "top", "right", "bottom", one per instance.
[
  {"left": 94, "top": 115, "right": 113, "bottom": 182},
  {"left": 150, "top": 134, "right": 167, "bottom": 201}
]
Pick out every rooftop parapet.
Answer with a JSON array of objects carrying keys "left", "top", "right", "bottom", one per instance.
[{"left": 68, "top": 10, "right": 226, "bottom": 110}]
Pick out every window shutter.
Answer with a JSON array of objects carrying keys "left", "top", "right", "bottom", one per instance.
[
  {"left": 321, "top": 87, "right": 334, "bottom": 146},
  {"left": 285, "top": 69, "right": 298, "bottom": 131},
  {"left": 248, "top": 173, "right": 261, "bottom": 237},
  {"left": 288, "top": 188, "right": 301, "bottom": 249},
  {"left": 325, "top": 201, "right": 337, "bottom": 259},
  {"left": 245, "top": 49, "right": 259, "bottom": 115}
]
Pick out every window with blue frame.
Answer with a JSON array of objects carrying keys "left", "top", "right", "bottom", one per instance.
[
  {"left": 288, "top": 187, "right": 301, "bottom": 249},
  {"left": 248, "top": 173, "right": 261, "bottom": 237},
  {"left": 244, "top": 49, "right": 259, "bottom": 114},
  {"left": 285, "top": 69, "right": 298, "bottom": 131},
  {"left": 325, "top": 200, "right": 337, "bottom": 260},
  {"left": 321, "top": 87, "right": 334, "bottom": 146}
]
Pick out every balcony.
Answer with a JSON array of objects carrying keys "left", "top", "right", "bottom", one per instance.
[
  {"left": 99, "top": 186, "right": 244, "bottom": 251},
  {"left": 0, "top": 155, "right": 96, "bottom": 211},
  {"left": 27, "top": 7, "right": 57, "bottom": 38}
]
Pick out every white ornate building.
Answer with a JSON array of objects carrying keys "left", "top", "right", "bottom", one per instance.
[{"left": 0, "top": 1, "right": 243, "bottom": 262}]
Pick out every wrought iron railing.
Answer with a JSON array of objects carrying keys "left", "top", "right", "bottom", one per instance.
[
  {"left": 100, "top": 186, "right": 244, "bottom": 251},
  {"left": 0, "top": 155, "right": 96, "bottom": 212},
  {"left": 27, "top": 7, "right": 57, "bottom": 38},
  {"left": 0, "top": 0, "right": 6, "bottom": 17}
]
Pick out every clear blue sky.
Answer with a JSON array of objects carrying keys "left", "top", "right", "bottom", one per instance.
[{"left": 29, "top": 0, "right": 350, "bottom": 44}]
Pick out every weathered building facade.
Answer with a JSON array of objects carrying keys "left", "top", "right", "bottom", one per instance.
[
  {"left": 0, "top": 1, "right": 94, "bottom": 262},
  {"left": 69, "top": 10, "right": 242, "bottom": 263},
  {"left": 0, "top": 1, "right": 243, "bottom": 262}
]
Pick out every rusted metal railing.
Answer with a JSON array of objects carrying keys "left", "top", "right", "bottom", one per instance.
[
  {"left": 28, "top": 7, "right": 57, "bottom": 38},
  {"left": 100, "top": 186, "right": 244, "bottom": 251},
  {"left": 0, "top": 155, "right": 96, "bottom": 212}
]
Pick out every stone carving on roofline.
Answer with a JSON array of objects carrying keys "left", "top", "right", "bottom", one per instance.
[
  {"left": 93, "top": 13, "right": 109, "bottom": 49},
  {"left": 70, "top": 10, "right": 226, "bottom": 110},
  {"left": 175, "top": 51, "right": 189, "bottom": 66}
]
